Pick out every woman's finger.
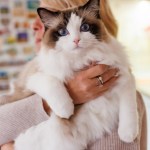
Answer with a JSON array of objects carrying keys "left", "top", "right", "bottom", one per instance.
[
  {"left": 83, "top": 64, "right": 109, "bottom": 79},
  {"left": 98, "top": 68, "right": 118, "bottom": 84},
  {"left": 84, "top": 76, "right": 118, "bottom": 101},
  {"left": 90, "top": 76, "right": 119, "bottom": 92},
  {"left": 77, "top": 76, "right": 118, "bottom": 103},
  {"left": 99, "top": 76, "right": 119, "bottom": 90},
  {"left": 88, "top": 69, "right": 118, "bottom": 88}
]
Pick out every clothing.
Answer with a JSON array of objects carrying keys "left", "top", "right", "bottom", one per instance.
[
  {"left": 0, "top": 95, "right": 49, "bottom": 145},
  {"left": 0, "top": 92, "right": 147, "bottom": 150}
]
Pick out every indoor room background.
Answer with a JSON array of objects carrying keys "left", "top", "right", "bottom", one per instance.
[{"left": 0, "top": 0, "right": 150, "bottom": 148}]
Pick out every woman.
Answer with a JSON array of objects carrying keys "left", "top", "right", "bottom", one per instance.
[{"left": 1, "top": 0, "right": 147, "bottom": 149}]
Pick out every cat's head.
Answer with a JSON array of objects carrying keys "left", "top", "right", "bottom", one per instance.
[{"left": 37, "top": 0, "right": 107, "bottom": 52}]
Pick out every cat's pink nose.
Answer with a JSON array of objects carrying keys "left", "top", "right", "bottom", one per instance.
[{"left": 73, "top": 38, "right": 80, "bottom": 45}]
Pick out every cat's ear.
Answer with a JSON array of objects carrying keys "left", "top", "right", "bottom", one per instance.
[
  {"left": 80, "top": 0, "right": 100, "bottom": 18},
  {"left": 37, "top": 7, "right": 60, "bottom": 27},
  {"left": 83, "top": 0, "right": 100, "bottom": 9}
]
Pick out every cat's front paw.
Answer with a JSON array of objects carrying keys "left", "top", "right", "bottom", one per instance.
[
  {"left": 26, "top": 75, "right": 38, "bottom": 92},
  {"left": 118, "top": 124, "right": 139, "bottom": 143},
  {"left": 53, "top": 100, "right": 74, "bottom": 119}
]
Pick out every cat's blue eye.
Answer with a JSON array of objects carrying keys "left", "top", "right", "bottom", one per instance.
[
  {"left": 58, "top": 28, "right": 69, "bottom": 36},
  {"left": 80, "top": 23, "right": 90, "bottom": 32}
]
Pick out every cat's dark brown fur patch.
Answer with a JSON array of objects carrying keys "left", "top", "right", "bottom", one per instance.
[{"left": 42, "top": 5, "right": 108, "bottom": 49}]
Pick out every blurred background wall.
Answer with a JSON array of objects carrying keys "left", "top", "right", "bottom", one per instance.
[
  {"left": 0, "top": 0, "right": 38, "bottom": 94},
  {"left": 109, "top": 0, "right": 150, "bottom": 96}
]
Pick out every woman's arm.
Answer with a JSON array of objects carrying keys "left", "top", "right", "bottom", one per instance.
[
  {"left": 0, "top": 94, "right": 49, "bottom": 146},
  {"left": 137, "top": 92, "right": 147, "bottom": 150}
]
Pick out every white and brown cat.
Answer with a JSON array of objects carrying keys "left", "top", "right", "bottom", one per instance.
[{"left": 1, "top": 0, "right": 139, "bottom": 149}]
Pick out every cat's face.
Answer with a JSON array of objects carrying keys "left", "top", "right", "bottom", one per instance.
[{"left": 37, "top": 0, "right": 106, "bottom": 52}]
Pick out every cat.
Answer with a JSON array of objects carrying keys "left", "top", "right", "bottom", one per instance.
[{"left": 1, "top": 0, "right": 139, "bottom": 149}]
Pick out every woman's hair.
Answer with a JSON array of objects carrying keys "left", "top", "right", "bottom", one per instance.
[{"left": 41, "top": 0, "right": 118, "bottom": 37}]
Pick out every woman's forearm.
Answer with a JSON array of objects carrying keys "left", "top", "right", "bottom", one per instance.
[{"left": 0, "top": 94, "right": 49, "bottom": 146}]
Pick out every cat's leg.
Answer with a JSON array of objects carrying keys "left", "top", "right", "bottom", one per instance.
[
  {"left": 118, "top": 75, "right": 139, "bottom": 143},
  {"left": 26, "top": 72, "right": 74, "bottom": 119},
  {"left": 15, "top": 114, "right": 83, "bottom": 150}
]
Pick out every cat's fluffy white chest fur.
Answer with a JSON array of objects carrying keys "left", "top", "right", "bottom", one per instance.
[
  {"left": 14, "top": 37, "right": 138, "bottom": 150},
  {"left": 38, "top": 38, "right": 127, "bottom": 81}
]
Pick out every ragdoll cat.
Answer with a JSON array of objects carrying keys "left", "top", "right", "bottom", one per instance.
[{"left": 1, "top": 0, "right": 139, "bottom": 149}]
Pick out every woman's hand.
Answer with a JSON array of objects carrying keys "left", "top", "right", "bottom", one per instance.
[
  {"left": 1, "top": 142, "right": 14, "bottom": 150},
  {"left": 66, "top": 64, "right": 118, "bottom": 104}
]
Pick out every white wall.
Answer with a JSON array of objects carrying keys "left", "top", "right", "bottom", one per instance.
[{"left": 109, "top": 0, "right": 150, "bottom": 95}]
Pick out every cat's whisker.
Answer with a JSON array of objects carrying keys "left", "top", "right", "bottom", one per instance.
[{"left": 81, "top": 41, "right": 99, "bottom": 45}]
